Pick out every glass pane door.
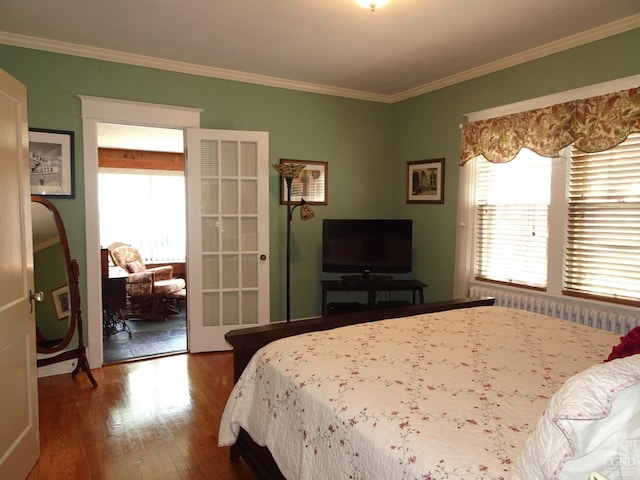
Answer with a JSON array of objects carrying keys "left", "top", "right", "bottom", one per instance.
[{"left": 186, "top": 129, "right": 269, "bottom": 352}]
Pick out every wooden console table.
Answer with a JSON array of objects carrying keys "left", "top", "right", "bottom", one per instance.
[{"left": 320, "top": 279, "right": 427, "bottom": 316}]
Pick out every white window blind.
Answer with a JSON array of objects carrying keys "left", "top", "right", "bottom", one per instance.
[
  {"left": 564, "top": 132, "right": 640, "bottom": 304},
  {"left": 475, "top": 149, "right": 552, "bottom": 288}
]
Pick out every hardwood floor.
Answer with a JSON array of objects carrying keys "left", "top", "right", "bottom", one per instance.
[{"left": 27, "top": 352, "right": 258, "bottom": 480}]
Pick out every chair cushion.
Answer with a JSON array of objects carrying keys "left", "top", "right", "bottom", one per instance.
[
  {"left": 153, "top": 278, "right": 186, "bottom": 295},
  {"left": 167, "top": 288, "right": 187, "bottom": 299}
]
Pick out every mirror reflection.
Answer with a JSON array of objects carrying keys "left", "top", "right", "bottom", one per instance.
[{"left": 32, "top": 199, "right": 71, "bottom": 350}]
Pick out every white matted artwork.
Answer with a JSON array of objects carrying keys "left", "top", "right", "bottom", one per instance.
[
  {"left": 406, "top": 158, "right": 445, "bottom": 204},
  {"left": 51, "top": 285, "right": 70, "bottom": 320},
  {"left": 29, "top": 128, "right": 75, "bottom": 198},
  {"left": 279, "top": 159, "right": 328, "bottom": 205}
]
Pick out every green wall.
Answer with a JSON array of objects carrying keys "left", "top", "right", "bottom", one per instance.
[
  {"left": 34, "top": 243, "right": 69, "bottom": 341},
  {"left": 1, "top": 28, "right": 639, "bottom": 331},
  {"left": 0, "top": 45, "right": 393, "bottom": 323},
  {"left": 391, "top": 28, "right": 640, "bottom": 301}
]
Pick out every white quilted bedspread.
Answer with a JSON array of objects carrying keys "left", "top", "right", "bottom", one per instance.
[{"left": 219, "top": 306, "right": 619, "bottom": 479}]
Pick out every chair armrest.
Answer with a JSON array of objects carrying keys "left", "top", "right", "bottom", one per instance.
[
  {"left": 147, "top": 265, "right": 173, "bottom": 281},
  {"left": 127, "top": 271, "right": 154, "bottom": 284},
  {"left": 125, "top": 271, "right": 154, "bottom": 296}
]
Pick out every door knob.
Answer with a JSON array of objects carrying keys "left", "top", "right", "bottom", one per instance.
[{"left": 29, "top": 290, "right": 44, "bottom": 313}]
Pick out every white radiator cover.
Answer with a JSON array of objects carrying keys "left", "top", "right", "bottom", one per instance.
[{"left": 469, "top": 285, "right": 640, "bottom": 335}]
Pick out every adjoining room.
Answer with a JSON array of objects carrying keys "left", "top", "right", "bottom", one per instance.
[{"left": 98, "top": 124, "right": 188, "bottom": 363}]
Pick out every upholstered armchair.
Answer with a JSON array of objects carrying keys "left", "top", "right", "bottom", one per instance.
[{"left": 109, "top": 244, "right": 186, "bottom": 316}]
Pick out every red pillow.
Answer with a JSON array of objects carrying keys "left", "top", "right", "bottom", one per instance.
[{"left": 605, "top": 326, "right": 640, "bottom": 362}]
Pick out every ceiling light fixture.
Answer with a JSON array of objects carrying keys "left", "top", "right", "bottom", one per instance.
[{"left": 355, "top": 0, "right": 389, "bottom": 12}]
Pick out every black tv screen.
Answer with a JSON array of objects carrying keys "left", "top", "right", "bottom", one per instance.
[{"left": 322, "top": 219, "right": 412, "bottom": 277}]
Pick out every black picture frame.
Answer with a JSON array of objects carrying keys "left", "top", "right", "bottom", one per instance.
[
  {"left": 29, "top": 128, "right": 75, "bottom": 198},
  {"left": 406, "top": 158, "right": 445, "bottom": 204}
]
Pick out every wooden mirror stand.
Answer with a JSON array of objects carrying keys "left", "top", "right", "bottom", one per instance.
[{"left": 32, "top": 196, "right": 97, "bottom": 387}]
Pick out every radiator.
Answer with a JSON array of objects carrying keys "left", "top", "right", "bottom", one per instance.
[{"left": 469, "top": 285, "right": 640, "bottom": 334}]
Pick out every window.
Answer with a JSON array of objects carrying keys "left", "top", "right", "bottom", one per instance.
[
  {"left": 470, "top": 133, "right": 640, "bottom": 305},
  {"left": 455, "top": 76, "right": 640, "bottom": 304},
  {"left": 475, "top": 149, "right": 551, "bottom": 289},
  {"left": 564, "top": 132, "right": 640, "bottom": 304},
  {"left": 99, "top": 169, "right": 186, "bottom": 263}
]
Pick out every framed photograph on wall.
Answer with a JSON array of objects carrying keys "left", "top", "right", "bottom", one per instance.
[
  {"left": 406, "top": 158, "right": 445, "bottom": 204},
  {"left": 51, "top": 285, "right": 70, "bottom": 320},
  {"left": 279, "top": 159, "right": 328, "bottom": 205},
  {"left": 29, "top": 128, "right": 75, "bottom": 198}
]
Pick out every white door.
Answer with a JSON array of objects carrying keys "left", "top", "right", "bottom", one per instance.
[
  {"left": 186, "top": 129, "right": 270, "bottom": 352},
  {"left": 0, "top": 69, "right": 39, "bottom": 478}
]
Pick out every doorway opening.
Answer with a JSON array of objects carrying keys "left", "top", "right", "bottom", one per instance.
[{"left": 97, "top": 123, "right": 187, "bottom": 363}]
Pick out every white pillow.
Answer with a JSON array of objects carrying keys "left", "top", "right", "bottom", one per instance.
[{"left": 512, "top": 355, "right": 640, "bottom": 480}]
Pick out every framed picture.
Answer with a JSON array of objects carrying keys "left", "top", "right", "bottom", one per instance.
[
  {"left": 406, "top": 158, "right": 445, "bottom": 204},
  {"left": 51, "top": 285, "right": 70, "bottom": 320},
  {"left": 29, "top": 128, "right": 75, "bottom": 198},
  {"left": 279, "top": 159, "right": 328, "bottom": 205}
]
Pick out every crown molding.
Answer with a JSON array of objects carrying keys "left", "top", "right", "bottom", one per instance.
[
  {"left": 392, "top": 14, "right": 640, "bottom": 103},
  {"left": 464, "top": 73, "right": 640, "bottom": 122},
  {"left": 2, "top": 14, "right": 639, "bottom": 105},
  {"left": 0, "top": 31, "right": 394, "bottom": 104}
]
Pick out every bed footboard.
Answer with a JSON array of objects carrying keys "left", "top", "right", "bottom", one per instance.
[{"left": 230, "top": 429, "right": 286, "bottom": 480}]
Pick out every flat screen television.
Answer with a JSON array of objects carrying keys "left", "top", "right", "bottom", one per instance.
[{"left": 322, "top": 219, "right": 412, "bottom": 280}]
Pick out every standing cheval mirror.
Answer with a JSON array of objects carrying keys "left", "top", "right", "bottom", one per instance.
[{"left": 31, "top": 196, "right": 97, "bottom": 387}]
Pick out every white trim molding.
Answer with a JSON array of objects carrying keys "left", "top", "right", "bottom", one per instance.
[
  {"left": 465, "top": 74, "right": 640, "bottom": 122},
  {"left": 3, "top": 13, "right": 639, "bottom": 104},
  {"left": 395, "top": 15, "right": 640, "bottom": 104},
  {"left": 1, "top": 31, "right": 392, "bottom": 104},
  {"left": 80, "top": 96, "right": 201, "bottom": 369}
]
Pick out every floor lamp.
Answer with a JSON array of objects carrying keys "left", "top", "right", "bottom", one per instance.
[{"left": 273, "top": 163, "right": 315, "bottom": 322}]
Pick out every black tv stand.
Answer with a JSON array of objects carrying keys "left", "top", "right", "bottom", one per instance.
[
  {"left": 321, "top": 279, "right": 427, "bottom": 316},
  {"left": 341, "top": 273, "right": 392, "bottom": 284}
]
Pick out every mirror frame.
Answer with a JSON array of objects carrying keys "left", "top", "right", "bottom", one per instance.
[{"left": 32, "top": 195, "right": 77, "bottom": 354}]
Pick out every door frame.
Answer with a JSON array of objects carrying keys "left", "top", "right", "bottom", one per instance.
[{"left": 80, "top": 96, "right": 202, "bottom": 368}]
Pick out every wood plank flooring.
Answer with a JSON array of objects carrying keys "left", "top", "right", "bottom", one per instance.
[{"left": 27, "top": 352, "right": 258, "bottom": 480}]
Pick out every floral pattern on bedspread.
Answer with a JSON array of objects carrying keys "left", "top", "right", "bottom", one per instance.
[{"left": 219, "top": 306, "right": 619, "bottom": 480}]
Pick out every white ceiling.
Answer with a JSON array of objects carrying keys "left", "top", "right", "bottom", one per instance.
[{"left": 1, "top": 0, "right": 639, "bottom": 103}]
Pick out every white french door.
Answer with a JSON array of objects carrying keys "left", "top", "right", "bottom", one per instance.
[{"left": 186, "top": 129, "right": 270, "bottom": 352}]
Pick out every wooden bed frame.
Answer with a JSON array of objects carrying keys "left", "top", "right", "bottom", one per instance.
[{"left": 223, "top": 296, "right": 495, "bottom": 480}]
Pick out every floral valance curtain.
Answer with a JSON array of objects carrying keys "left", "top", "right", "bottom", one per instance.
[{"left": 459, "top": 87, "right": 640, "bottom": 165}]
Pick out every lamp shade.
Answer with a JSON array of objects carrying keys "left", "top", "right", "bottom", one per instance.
[
  {"left": 273, "top": 163, "right": 305, "bottom": 179},
  {"left": 300, "top": 203, "right": 314, "bottom": 220}
]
